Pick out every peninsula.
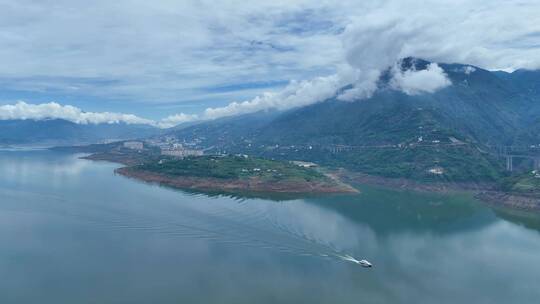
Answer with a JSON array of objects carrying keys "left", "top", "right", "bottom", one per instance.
[
  {"left": 116, "top": 155, "right": 357, "bottom": 194},
  {"left": 58, "top": 142, "right": 357, "bottom": 195}
]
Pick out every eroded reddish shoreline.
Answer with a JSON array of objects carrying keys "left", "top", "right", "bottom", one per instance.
[
  {"left": 85, "top": 151, "right": 539, "bottom": 211},
  {"left": 115, "top": 167, "right": 358, "bottom": 194}
]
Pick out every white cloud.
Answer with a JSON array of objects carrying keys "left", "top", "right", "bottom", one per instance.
[
  {"left": 390, "top": 63, "right": 452, "bottom": 95},
  {"left": 203, "top": 74, "right": 346, "bottom": 120},
  {"left": 158, "top": 113, "right": 199, "bottom": 128},
  {"left": 0, "top": 101, "right": 154, "bottom": 125},
  {"left": 181, "top": 0, "right": 538, "bottom": 120},
  {"left": 337, "top": 69, "right": 381, "bottom": 101},
  {"left": 1, "top": 0, "right": 538, "bottom": 106},
  {"left": 0, "top": 101, "right": 206, "bottom": 129},
  {"left": 187, "top": 0, "right": 540, "bottom": 119},
  {"left": 464, "top": 66, "right": 477, "bottom": 75},
  {"left": 0, "top": 1, "right": 348, "bottom": 104},
  {"left": 194, "top": 59, "right": 449, "bottom": 119}
]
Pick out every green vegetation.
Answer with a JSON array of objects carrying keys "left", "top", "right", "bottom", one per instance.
[
  {"left": 500, "top": 172, "right": 540, "bottom": 195},
  {"left": 284, "top": 145, "right": 503, "bottom": 182},
  {"left": 174, "top": 98, "right": 509, "bottom": 183},
  {"left": 136, "top": 155, "right": 329, "bottom": 182},
  {"left": 345, "top": 146, "right": 501, "bottom": 182}
]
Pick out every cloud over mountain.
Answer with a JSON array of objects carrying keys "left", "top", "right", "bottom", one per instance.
[
  {"left": 184, "top": 0, "right": 540, "bottom": 120},
  {"left": 203, "top": 74, "right": 347, "bottom": 120},
  {"left": 390, "top": 63, "right": 451, "bottom": 95},
  {"left": 1, "top": 1, "right": 539, "bottom": 125}
]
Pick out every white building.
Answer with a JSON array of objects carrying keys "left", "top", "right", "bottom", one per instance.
[
  {"left": 123, "top": 141, "right": 144, "bottom": 150},
  {"left": 291, "top": 161, "right": 318, "bottom": 168},
  {"left": 161, "top": 148, "right": 203, "bottom": 158}
]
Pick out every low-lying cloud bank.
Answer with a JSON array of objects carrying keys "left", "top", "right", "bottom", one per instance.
[
  {"left": 0, "top": 101, "right": 201, "bottom": 129},
  {"left": 203, "top": 74, "right": 348, "bottom": 120},
  {"left": 0, "top": 101, "right": 153, "bottom": 126}
]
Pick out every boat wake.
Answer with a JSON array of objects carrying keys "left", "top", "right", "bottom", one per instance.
[{"left": 17, "top": 191, "right": 369, "bottom": 267}]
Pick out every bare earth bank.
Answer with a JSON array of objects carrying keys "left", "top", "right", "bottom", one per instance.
[
  {"left": 337, "top": 170, "right": 540, "bottom": 212},
  {"left": 116, "top": 167, "right": 358, "bottom": 194}
]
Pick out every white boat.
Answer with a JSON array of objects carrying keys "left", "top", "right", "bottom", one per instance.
[
  {"left": 358, "top": 259, "right": 372, "bottom": 267},
  {"left": 339, "top": 255, "right": 373, "bottom": 267}
]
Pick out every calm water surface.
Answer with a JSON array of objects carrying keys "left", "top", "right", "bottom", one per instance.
[{"left": 1, "top": 150, "right": 540, "bottom": 304}]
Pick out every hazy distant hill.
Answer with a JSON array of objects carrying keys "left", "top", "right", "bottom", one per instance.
[
  {"left": 494, "top": 69, "right": 540, "bottom": 98},
  {"left": 170, "top": 109, "right": 283, "bottom": 147},
  {"left": 167, "top": 58, "right": 540, "bottom": 181},
  {"left": 0, "top": 119, "right": 161, "bottom": 146}
]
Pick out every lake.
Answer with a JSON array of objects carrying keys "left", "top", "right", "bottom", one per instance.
[{"left": 1, "top": 150, "right": 540, "bottom": 304}]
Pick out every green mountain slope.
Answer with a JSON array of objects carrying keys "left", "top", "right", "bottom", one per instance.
[{"left": 167, "top": 58, "right": 540, "bottom": 181}]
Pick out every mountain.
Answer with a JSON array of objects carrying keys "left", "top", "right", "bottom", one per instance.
[
  {"left": 173, "top": 58, "right": 540, "bottom": 147},
  {"left": 259, "top": 59, "right": 538, "bottom": 147},
  {"left": 171, "top": 110, "right": 283, "bottom": 148},
  {"left": 166, "top": 58, "right": 540, "bottom": 181},
  {"left": 494, "top": 69, "right": 540, "bottom": 98},
  {"left": 0, "top": 119, "right": 161, "bottom": 146}
]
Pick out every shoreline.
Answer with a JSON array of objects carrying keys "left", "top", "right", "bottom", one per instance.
[
  {"left": 80, "top": 149, "right": 540, "bottom": 212},
  {"left": 475, "top": 191, "right": 540, "bottom": 212},
  {"left": 115, "top": 166, "right": 359, "bottom": 195},
  {"left": 336, "top": 170, "right": 540, "bottom": 212},
  {"left": 81, "top": 152, "right": 148, "bottom": 166}
]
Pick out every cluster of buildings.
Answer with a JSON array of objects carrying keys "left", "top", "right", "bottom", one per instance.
[
  {"left": 161, "top": 144, "right": 204, "bottom": 158},
  {"left": 291, "top": 161, "right": 318, "bottom": 168},
  {"left": 139, "top": 136, "right": 205, "bottom": 158},
  {"left": 123, "top": 137, "right": 205, "bottom": 158},
  {"left": 123, "top": 141, "right": 144, "bottom": 150}
]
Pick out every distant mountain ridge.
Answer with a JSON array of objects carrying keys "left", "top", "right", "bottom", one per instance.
[{"left": 0, "top": 119, "right": 160, "bottom": 146}]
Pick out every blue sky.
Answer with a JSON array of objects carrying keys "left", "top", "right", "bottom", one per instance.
[
  {"left": 0, "top": 1, "right": 345, "bottom": 121},
  {"left": 1, "top": 0, "right": 540, "bottom": 127},
  {"left": 0, "top": 78, "right": 290, "bottom": 119}
]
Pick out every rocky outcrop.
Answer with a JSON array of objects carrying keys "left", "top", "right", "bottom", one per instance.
[{"left": 475, "top": 192, "right": 540, "bottom": 212}]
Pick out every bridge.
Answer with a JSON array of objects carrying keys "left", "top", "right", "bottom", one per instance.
[
  {"left": 322, "top": 143, "right": 540, "bottom": 172},
  {"left": 488, "top": 145, "right": 540, "bottom": 172},
  {"left": 500, "top": 154, "right": 540, "bottom": 172},
  {"left": 322, "top": 142, "right": 467, "bottom": 153}
]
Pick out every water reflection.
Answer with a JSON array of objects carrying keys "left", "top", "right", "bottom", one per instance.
[
  {"left": 492, "top": 208, "right": 540, "bottom": 233},
  {"left": 305, "top": 185, "right": 496, "bottom": 236}
]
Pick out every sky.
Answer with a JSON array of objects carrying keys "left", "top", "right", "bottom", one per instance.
[{"left": 1, "top": 0, "right": 540, "bottom": 127}]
